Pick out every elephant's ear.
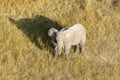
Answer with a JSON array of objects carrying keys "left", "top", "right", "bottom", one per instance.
[
  {"left": 53, "top": 28, "right": 58, "bottom": 33},
  {"left": 48, "top": 28, "right": 58, "bottom": 37}
]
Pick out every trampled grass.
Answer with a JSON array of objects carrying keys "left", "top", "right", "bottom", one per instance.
[{"left": 0, "top": 0, "right": 120, "bottom": 80}]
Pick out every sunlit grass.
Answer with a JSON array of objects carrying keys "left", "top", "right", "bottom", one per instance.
[{"left": 0, "top": 0, "right": 120, "bottom": 80}]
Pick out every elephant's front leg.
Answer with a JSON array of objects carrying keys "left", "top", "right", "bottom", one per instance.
[
  {"left": 65, "top": 45, "right": 71, "bottom": 60},
  {"left": 55, "top": 46, "right": 62, "bottom": 58},
  {"left": 55, "top": 41, "right": 63, "bottom": 58},
  {"left": 55, "top": 46, "right": 58, "bottom": 57}
]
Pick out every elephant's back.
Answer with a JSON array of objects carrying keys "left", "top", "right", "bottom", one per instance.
[{"left": 68, "top": 23, "right": 86, "bottom": 33}]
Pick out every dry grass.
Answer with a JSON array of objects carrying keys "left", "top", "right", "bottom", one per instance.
[{"left": 0, "top": 0, "right": 120, "bottom": 80}]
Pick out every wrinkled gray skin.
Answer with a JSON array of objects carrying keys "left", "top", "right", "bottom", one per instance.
[{"left": 48, "top": 23, "right": 86, "bottom": 59}]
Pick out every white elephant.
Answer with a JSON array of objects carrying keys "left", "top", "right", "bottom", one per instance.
[{"left": 48, "top": 23, "right": 86, "bottom": 59}]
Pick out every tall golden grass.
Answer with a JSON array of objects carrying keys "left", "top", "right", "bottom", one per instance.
[{"left": 0, "top": 0, "right": 120, "bottom": 80}]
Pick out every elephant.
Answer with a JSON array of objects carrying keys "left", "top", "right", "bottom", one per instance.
[
  {"left": 48, "top": 23, "right": 86, "bottom": 59},
  {"left": 48, "top": 28, "right": 58, "bottom": 42}
]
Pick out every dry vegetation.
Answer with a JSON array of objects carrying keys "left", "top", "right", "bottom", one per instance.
[{"left": 0, "top": 0, "right": 120, "bottom": 80}]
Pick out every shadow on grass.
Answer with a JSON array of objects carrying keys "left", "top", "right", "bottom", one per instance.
[{"left": 8, "top": 15, "right": 62, "bottom": 53}]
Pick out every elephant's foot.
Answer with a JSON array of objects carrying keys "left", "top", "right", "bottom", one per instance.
[
  {"left": 75, "top": 50, "right": 80, "bottom": 54},
  {"left": 65, "top": 54, "right": 71, "bottom": 60},
  {"left": 80, "top": 48, "right": 84, "bottom": 54}
]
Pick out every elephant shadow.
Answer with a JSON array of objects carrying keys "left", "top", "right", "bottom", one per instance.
[{"left": 8, "top": 15, "right": 62, "bottom": 53}]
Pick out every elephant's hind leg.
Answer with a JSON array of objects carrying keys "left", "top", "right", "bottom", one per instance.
[
  {"left": 80, "top": 44, "right": 85, "bottom": 53},
  {"left": 80, "top": 36, "right": 86, "bottom": 54},
  {"left": 75, "top": 45, "right": 80, "bottom": 54}
]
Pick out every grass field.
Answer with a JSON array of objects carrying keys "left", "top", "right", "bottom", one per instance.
[{"left": 0, "top": 0, "right": 120, "bottom": 80}]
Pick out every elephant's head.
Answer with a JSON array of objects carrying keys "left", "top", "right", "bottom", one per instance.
[{"left": 48, "top": 28, "right": 58, "bottom": 42}]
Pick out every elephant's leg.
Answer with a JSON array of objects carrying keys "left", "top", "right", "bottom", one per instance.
[
  {"left": 55, "top": 46, "right": 62, "bottom": 57},
  {"left": 55, "top": 46, "right": 58, "bottom": 57},
  {"left": 80, "top": 44, "right": 85, "bottom": 53},
  {"left": 80, "top": 36, "right": 86, "bottom": 53},
  {"left": 55, "top": 41, "right": 63, "bottom": 58},
  {"left": 65, "top": 45, "right": 71, "bottom": 60},
  {"left": 75, "top": 45, "right": 80, "bottom": 54}
]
